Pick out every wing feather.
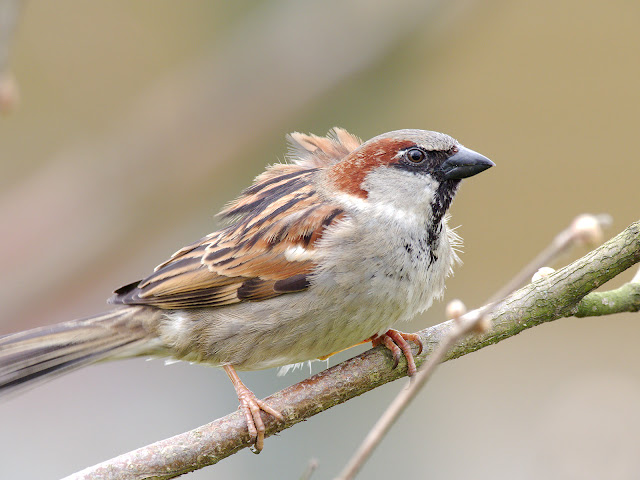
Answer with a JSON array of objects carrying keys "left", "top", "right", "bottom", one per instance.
[{"left": 109, "top": 129, "right": 360, "bottom": 309}]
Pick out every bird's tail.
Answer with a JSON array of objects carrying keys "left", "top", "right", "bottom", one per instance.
[{"left": 0, "top": 306, "right": 161, "bottom": 397}]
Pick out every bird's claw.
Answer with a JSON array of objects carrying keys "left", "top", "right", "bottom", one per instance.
[{"left": 371, "top": 329, "right": 423, "bottom": 377}]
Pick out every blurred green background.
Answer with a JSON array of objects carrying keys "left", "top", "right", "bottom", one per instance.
[{"left": 1, "top": 1, "right": 639, "bottom": 478}]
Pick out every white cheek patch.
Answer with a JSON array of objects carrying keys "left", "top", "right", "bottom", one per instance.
[
  {"left": 336, "top": 192, "right": 420, "bottom": 226},
  {"left": 360, "top": 167, "right": 440, "bottom": 218},
  {"left": 284, "top": 245, "right": 315, "bottom": 262},
  {"left": 372, "top": 202, "right": 416, "bottom": 223}
]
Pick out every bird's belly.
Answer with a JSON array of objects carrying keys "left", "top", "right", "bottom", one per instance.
[
  {"left": 157, "top": 237, "right": 452, "bottom": 370},
  {"left": 158, "top": 287, "right": 407, "bottom": 371}
]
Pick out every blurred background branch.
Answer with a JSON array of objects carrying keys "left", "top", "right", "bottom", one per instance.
[
  {"left": 0, "top": 0, "right": 20, "bottom": 72},
  {"left": 0, "top": 0, "right": 21, "bottom": 112}
]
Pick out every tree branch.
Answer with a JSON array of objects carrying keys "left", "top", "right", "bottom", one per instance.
[
  {"left": 65, "top": 220, "right": 640, "bottom": 480},
  {"left": 574, "top": 281, "right": 640, "bottom": 317}
]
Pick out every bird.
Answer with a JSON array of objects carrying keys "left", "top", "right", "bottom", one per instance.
[{"left": 0, "top": 128, "right": 493, "bottom": 451}]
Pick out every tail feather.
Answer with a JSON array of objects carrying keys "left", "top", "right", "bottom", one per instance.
[{"left": 0, "top": 307, "right": 158, "bottom": 397}]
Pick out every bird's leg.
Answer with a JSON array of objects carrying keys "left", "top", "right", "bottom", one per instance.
[
  {"left": 223, "top": 364, "right": 284, "bottom": 452},
  {"left": 371, "top": 329, "right": 423, "bottom": 377}
]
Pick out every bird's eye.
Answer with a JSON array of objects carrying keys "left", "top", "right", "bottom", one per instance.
[{"left": 405, "top": 148, "right": 426, "bottom": 164}]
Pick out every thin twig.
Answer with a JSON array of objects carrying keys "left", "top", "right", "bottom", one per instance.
[
  {"left": 335, "top": 308, "right": 485, "bottom": 480},
  {"left": 300, "top": 458, "right": 319, "bottom": 480},
  {"left": 336, "top": 213, "right": 612, "bottom": 480},
  {"left": 487, "top": 213, "right": 612, "bottom": 304}
]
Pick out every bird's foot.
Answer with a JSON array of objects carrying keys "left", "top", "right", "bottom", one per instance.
[
  {"left": 371, "top": 329, "right": 423, "bottom": 377},
  {"left": 223, "top": 364, "right": 284, "bottom": 452}
]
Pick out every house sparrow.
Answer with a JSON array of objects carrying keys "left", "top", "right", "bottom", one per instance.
[{"left": 0, "top": 128, "right": 493, "bottom": 451}]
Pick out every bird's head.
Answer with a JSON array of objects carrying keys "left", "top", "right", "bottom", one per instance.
[{"left": 326, "top": 129, "right": 494, "bottom": 218}]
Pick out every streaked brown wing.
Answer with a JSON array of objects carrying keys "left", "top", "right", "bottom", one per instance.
[
  {"left": 109, "top": 129, "right": 362, "bottom": 309},
  {"left": 109, "top": 166, "right": 345, "bottom": 309}
]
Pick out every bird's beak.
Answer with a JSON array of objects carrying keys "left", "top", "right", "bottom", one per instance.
[{"left": 440, "top": 146, "right": 494, "bottom": 180}]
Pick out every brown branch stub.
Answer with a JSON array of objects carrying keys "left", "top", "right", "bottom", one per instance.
[
  {"left": 64, "top": 221, "right": 640, "bottom": 480},
  {"left": 0, "top": 71, "right": 19, "bottom": 112}
]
